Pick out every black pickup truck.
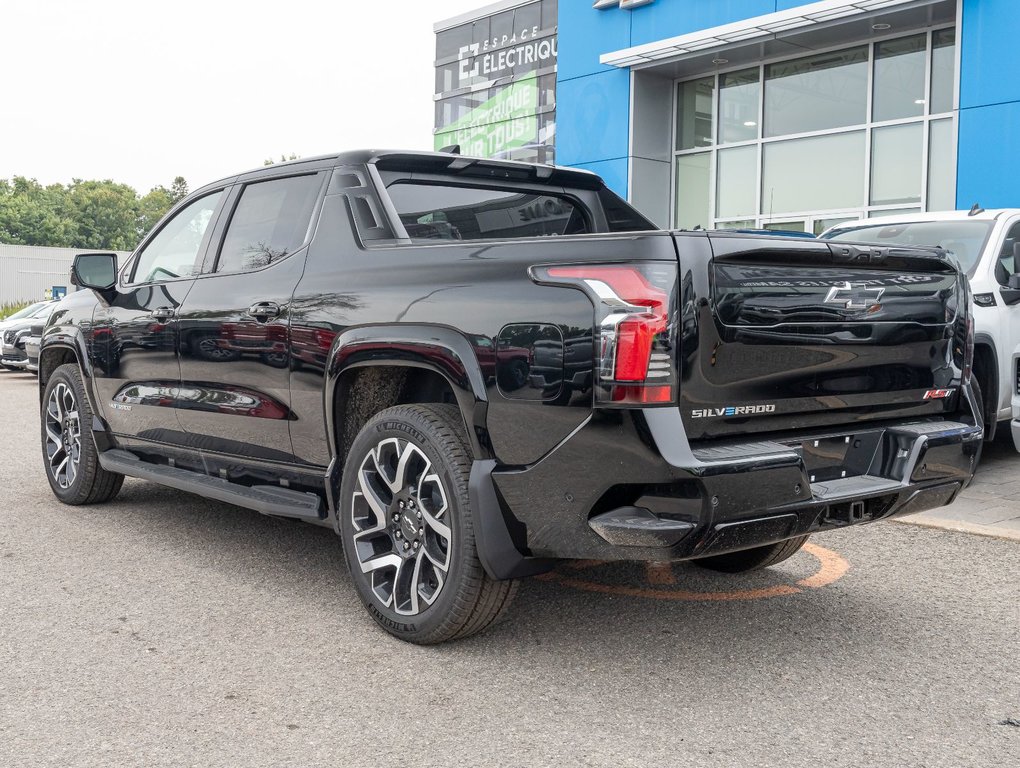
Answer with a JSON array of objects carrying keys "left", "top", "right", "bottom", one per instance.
[{"left": 39, "top": 150, "right": 982, "bottom": 643}]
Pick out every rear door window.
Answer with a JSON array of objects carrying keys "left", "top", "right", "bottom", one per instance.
[
  {"left": 386, "top": 182, "right": 590, "bottom": 241},
  {"left": 215, "top": 174, "right": 321, "bottom": 273}
]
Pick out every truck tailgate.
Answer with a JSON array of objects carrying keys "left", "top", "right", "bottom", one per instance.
[{"left": 677, "top": 233, "right": 968, "bottom": 441}]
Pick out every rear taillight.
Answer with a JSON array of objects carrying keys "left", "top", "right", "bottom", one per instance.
[{"left": 531, "top": 263, "right": 677, "bottom": 406}]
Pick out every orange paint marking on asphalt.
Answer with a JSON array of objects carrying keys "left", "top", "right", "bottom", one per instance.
[
  {"left": 538, "top": 543, "right": 851, "bottom": 602},
  {"left": 645, "top": 562, "right": 677, "bottom": 586},
  {"left": 796, "top": 542, "right": 850, "bottom": 589}
]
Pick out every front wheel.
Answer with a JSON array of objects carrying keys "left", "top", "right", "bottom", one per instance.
[
  {"left": 339, "top": 404, "right": 517, "bottom": 644},
  {"left": 692, "top": 535, "right": 810, "bottom": 573},
  {"left": 41, "top": 363, "right": 124, "bottom": 505}
]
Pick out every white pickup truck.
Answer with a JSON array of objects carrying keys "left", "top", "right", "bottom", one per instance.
[{"left": 821, "top": 209, "right": 1020, "bottom": 452}]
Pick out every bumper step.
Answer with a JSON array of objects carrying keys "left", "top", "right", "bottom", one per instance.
[{"left": 589, "top": 506, "right": 695, "bottom": 548}]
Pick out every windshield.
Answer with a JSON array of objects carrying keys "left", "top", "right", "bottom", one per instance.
[
  {"left": 4, "top": 301, "right": 48, "bottom": 322},
  {"left": 822, "top": 220, "right": 994, "bottom": 274}
]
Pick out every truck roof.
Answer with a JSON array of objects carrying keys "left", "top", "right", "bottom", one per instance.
[{"left": 195, "top": 150, "right": 604, "bottom": 196}]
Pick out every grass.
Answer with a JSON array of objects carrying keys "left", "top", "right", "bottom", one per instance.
[{"left": 0, "top": 300, "right": 34, "bottom": 320}]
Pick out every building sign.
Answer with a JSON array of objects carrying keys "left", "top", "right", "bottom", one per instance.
[
  {"left": 435, "top": 75, "right": 539, "bottom": 158},
  {"left": 454, "top": 32, "right": 557, "bottom": 90},
  {"left": 434, "top": 0, "right": 557, "bottom": 164}
]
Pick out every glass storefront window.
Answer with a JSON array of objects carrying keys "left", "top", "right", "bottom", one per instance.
[
  {"left": 931, "top": 29, "right": 956, "bottom": 114},
  {"left": 873, "top": 35, "right": 926, "bottom": 122},
  {"left": 515, "top": 2, "right": 541, "bottom": 33},
  {"left": 813, "top": 216, "right": 858, "bottom": 235},
  {"left": 763, "top": 221, "right": 807, "bottom": 233},
  {"left": 762, "top": 132, "right": 866, "bottom": 214},
  {"left": 719, "top": 68, "right": 759, "bottom": 144},
  {"left": 674, "top": 29, "right": 956, "bottom": 229},
  {"left": 868, "top": 208, "right": 922, "bottom": 218},
  {"left": 676, "top": 77, "right": 714, "bottom": 151},
  {"left": 715, "top": 220, "right": 756, "bottom": 230},
  {"left": 675, "top": 152, "right": 711, "bottom": 230},
  {"left": 871, "top": 123, "right": 923, "bottom": 206},
  {"left": 716, "top": 145, "right": 756, "bottom": 219},
  {"left": 928, "top": 118, "right": 956, "bottom": 211},
  {"left": 764, "top": 47, "right": 868, "bottom": 138}
]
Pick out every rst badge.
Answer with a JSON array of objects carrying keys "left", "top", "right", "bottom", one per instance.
[
  {"left": 692, "top": 404, "right": 776, "bottom": 418},
  {"left": 923, "top": 389, "right": 955, "bottom": 400}
]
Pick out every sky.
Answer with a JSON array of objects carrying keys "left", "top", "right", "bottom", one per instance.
[{"left": 2, "top": 0, "right": 489, "bottom": 193}]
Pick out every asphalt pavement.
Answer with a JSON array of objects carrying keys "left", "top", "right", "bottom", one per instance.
[{"left": 1, "top": 369, "right": 1018, "bottom": 767}]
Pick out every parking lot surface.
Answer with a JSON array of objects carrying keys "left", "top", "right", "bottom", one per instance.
[{"left": 1, "top": 370, "right": 1018, "bottom": 767}]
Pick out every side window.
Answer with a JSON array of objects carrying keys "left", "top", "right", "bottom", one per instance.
[
  {"left": 597, "top": 187, "right": 657, "bottom": 232},
  {"left": 131, "top": 191, "right": 222, "bottom": 283},
  {"left": 996, "top": 222, "right": 1020, "bottom": 286},
  {"left": 216, "top": 174, "right": 321, "bottom": 273},
  {"left": 385, "top": 182, "right": 590, "bottom": 241}
]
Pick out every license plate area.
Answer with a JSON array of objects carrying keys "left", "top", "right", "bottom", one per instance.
[{"left": 796, "top": 431, "right": 883, "bottom": 482}]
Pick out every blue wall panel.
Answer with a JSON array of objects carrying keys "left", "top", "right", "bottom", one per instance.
[
  {"left": 957, "top": 101, "right": 1020, "bottom": 209},
  {"left": 960, "top": 0, "right": 1020, "bottom": 109},
  {"left": 555, "top": 68, "right": 632, "bottom": 168},
  {"left": 957, "top": 0, "right": 1020, "bottom": 207},
  {"left": 570, "top": 158, "right": 630, "bottom": 198},
  {"left": 557, "top": 1, "right": 632, "bottom": 82},
  {"left": 630, "top": 1, "right": 777, "bottom": 46}
]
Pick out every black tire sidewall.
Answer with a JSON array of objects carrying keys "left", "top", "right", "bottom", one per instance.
[
  {"left": 339, "top": 407, "right": 475, "bottom": 640},
  {"left": 41, "top": 365, "right": 94, "bottom": 502}
]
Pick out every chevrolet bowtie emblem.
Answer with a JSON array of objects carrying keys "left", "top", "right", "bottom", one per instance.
[{"left": 823, "top": 281, "right": 885, "bottom": 310}]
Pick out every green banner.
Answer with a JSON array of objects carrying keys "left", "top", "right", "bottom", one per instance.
[{"left": 435, "top": 75, "right": 538, "bottom": 157}]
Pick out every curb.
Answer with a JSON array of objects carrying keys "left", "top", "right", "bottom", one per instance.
[{"left": 892, "top": 516, "right": 1020, "bottom": 542}]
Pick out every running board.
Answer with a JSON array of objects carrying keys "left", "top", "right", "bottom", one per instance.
[{"left": 98, "top": 448, "right": 324, "bottom": 521}]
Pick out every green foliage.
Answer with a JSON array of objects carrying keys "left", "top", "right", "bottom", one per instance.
[
  {"left": 0, "top": 174, "right": 189, "bottom": 250},
  {"left": 0, "top": 300, "right": 33, "bottom": 320}
]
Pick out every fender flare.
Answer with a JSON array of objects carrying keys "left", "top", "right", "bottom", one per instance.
[
  {"left": 973, "top": 333, "right": 999, "bottom": 436},
  {"left": 38, "top": 328, "right": 114, "bottom": 451},
  {"left": 322, "top": 324, "right": 543, "bottom": 580}
]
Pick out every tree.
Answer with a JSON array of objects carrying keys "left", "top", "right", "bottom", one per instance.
[
  {"left": 168, "top": 176, "right": 188, "bottom": 204},
  {"left": 0, "top": 177, "right": 77, "bottom": 247},
  {"left": 137, "top": 186, "right": 174, "bottom": 242},
  {"left": 0, "top": 174, "right": 189, "bottom": 249},
  {"left": 65, "top": 180, "right": 139, "bottom": 251}
]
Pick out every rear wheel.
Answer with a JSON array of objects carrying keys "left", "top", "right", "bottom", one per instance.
[
  {"left": 41, "top": 363, "right": 123, "bottom": 505},
  {"left": 692, "top": 535, "right": 810, "bottom": 574},
  {"left": 339, "top": 404, "right": 517, "bottom": 644}
]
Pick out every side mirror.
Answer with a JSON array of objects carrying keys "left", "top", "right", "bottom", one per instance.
[
  {"left": 71, "top": 253, "right": 118, "bottom": 293},
  {"left": 1001, "top": 273, "right": 1020, "bottom": 305},
  {"left": 1013, "top": 241, "right": 1020, "bottom": 276}
]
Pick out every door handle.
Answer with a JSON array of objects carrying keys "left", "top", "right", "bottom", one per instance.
[
  {"left": 151, "top": 306, "right": 175, "bottom": 320},
  {"left": 247, "top": 301, "right": 281, "bottom": 321}
]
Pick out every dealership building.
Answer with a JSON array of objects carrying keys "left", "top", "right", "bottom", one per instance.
[{"left": 436, "top": 0, "right": 1017, "bottom": 232}]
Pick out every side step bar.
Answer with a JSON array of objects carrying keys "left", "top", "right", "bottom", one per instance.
[{"left": 98, "top": 448, "right": 324, "bottom": 521}]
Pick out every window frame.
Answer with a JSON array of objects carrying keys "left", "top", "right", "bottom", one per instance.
[
  {"left": 379, "top": 177, "right": 596, "bottom": 245},
  {"left": 202, "top": 171, "right": 329, "bottom": 277},
  {"left": 669, "top": 24, "right": 958, "bottom": 231},
  {"left": 123, "top": 188, "right": 229, "bottom": 288}
]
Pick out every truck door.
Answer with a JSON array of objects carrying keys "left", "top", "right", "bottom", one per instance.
[
  {"left": 175, "top": 171, "right": 326, "bottom": 464},
  {"left": 91, "top": 190, "right": 226, "bottom": 442}
]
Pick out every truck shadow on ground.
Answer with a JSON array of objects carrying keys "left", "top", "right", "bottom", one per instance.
[{"left": 62, "top": 477, "right": 941, "bottom": 667}]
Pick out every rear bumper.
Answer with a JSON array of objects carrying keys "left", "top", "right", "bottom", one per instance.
[{"left": 491, "top": 408, "right": 982, "bottom": 563}]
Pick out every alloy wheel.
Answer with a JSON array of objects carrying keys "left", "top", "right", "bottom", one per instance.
[
  {"left": 44, "top": 382, "right": 81, "bottom": 489},
  {"left": 350, "top": 437, "right": 452, "bottom": 616}
]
